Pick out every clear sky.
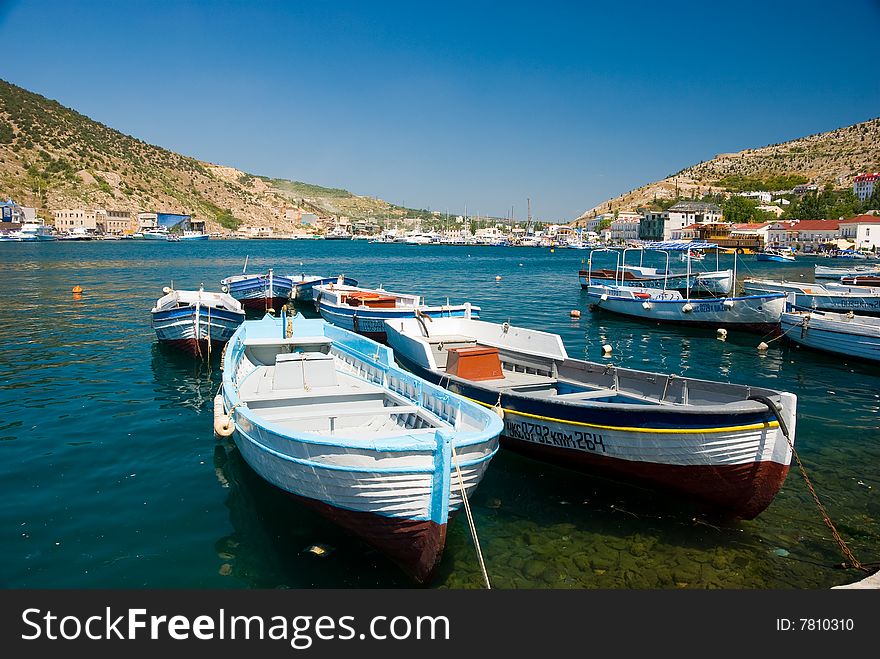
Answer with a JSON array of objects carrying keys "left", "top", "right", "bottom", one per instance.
[{"left": 1, "top": 0, "right": 878, "bottom": 221}]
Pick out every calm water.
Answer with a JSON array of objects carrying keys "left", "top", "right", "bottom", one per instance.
[{"left": 1, "top": 240, "right": 877, "bottom": 589}]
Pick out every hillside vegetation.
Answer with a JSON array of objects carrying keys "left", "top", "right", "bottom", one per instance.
[
  {"left": 574, "top": 117, "right": 880, "bottom": 224},
  {"left": 0, "top": 79, "right": 429, "bottom": 231}
]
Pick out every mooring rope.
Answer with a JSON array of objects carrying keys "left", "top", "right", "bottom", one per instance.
[
  {"left": 451, "top": 445, "right": 491, "bottom": 589},
  {"left": 748, "top": 394, "right": 867, "bottom": 573}
]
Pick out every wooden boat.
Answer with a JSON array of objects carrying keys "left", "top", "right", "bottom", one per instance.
[
  {"left": 221, "top": 267, "right": 294, "bottom": 311},
  {"left": 151, "top": 285, "right": 244, "bottom": 357},
  {"left": 742, "top": 278, "right": 880, "bottom": 316},
  {"left": 814, "top": 264, "right": 880, "bottom": 279},
  {"left": 756, "top": 248, "right": 795, "bottom": 263},
  {"left": 585, "top": 284, "right": 785, "bottom": 333},
  {"left": 780, "top": 306, "right": 880, "bottom": 362},
  {"left": 384, "top": 316, "right": 797, "bottom": 519},
  {"left": 285, "top": 274, "right": 359, "bottom": 302},
  {"left": 314, "top": 283, "right": 479, "bottom": 342},
  {"left": 216, "top": 313, "right": 502, "bottom": 583}
]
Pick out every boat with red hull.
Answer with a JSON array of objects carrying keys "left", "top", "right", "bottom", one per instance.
[
  {"left": 384, "top": 316, "right": 798, "bottom": 519},
  {"left": 151, "top": 286, "right": 244, "bottom": 358}
]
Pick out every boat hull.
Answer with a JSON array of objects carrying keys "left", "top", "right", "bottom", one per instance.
[
  {"left": 290, "top": 276, "right": 359, "bottom": 302},
  {"left": 152, "top": 306, "right": 244, "bottom": 356},
  {"left": 224, "top": 275, "right": 294, "bottom": 310},
  {"left": 780, "top": 312, "right": 880, "bottom": 362},
  {"left": 742, "top": 282, "right": 880, "bottom": 316},
  {"left": 392, "top": 352, "right": 793, "bottom": 519},
  {"left": 586, "top": 291, "right": 785, "bottom": 333},
  {"left": 318, "top": 303, "right": 478, "bottom": 342}
]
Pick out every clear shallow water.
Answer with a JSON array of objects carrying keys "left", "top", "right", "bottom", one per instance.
[{"left": 0, "top": 240, "right": 877, "bottom": 589}]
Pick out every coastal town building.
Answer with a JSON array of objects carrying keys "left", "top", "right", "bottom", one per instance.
[
  {"left": 665, "top": 201, "right": 722, "bottom": 240},
  {"left": 739, "top": 191, "right": 772, "bottom": 204},
  {"left": 96, "top": 209, "right": 131, "bottom": 234},
  {"left": 840, "top": 214, "right": 880, "bottom": 251},
  {"left": 756, "top": 204, "right": 785, "bottom": 218},
  {"left": 671, "top": 222, "right": 701, "bottom": 241},
  {"left": 790, "top": 220, "right": 840, "bottom": 252},
  {"left": 730, "top": 222, "right": 772, "bottom": 246},
  {"left": 137, "top": 212, "right": 158, "bottom": 230},
  {"left": 610, "top": 216, "right": 641, "bottom": 242},
  {"left": 853, "top": 173, "right": 880, "bottom": 201},
  {"left": 792, "top": 183, "right": 819, "bottom": 195},
  {"left": 638, "top": 210, "right": 669, "bottom": 241},
  {"left": 53, "top": 208, "right": 98, "bottom": 231},
  {"left": 1, "top": 199, "right": 37, "bottom": 225}
]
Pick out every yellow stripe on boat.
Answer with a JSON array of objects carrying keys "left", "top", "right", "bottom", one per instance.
[{"left": 464, "top": 396, "right": 780, "bottom": 434}]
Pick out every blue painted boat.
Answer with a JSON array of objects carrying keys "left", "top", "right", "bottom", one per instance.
[
  {"left": 384, "top": 316, "right": 798, "bottom": 519},
  {"left": 221, "top": 268, "right": 295, "bottom": 311},
  {"left": 151, "top": 286, "right": 244, "bottom": 357},
  {"left": 781, "top": 306, "right": 880, "bottom": 362},
  {"left": 314, "top": 283, "right": 479, "bottom": 341},
  {"left": 215, "top": 313, "right": 502, "bottom": 582},
  {"left": 756, "top": 248, "right": 796, "bottom": 262}
]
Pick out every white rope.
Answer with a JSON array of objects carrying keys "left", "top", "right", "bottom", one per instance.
[{"left": 452, "top": 445, "right": 490, "bottom": 589}]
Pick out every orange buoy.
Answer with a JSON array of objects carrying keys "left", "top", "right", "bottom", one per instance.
[
  {"left": 72, "top": 285, "right": 83, "bottom": 294},
  {"left": 495, "top": 276, "right": 502, "bottom": 281},
  {"left": 570, "top": 309, "right": 581, "bottom": 318}
]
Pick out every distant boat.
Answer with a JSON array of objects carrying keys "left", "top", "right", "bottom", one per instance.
[
  {"left": 314, "top": 283, "right": 479, "bottom": 342},
  {"left": 825, "top": 249, "right": 868, "bottom": 260},
  {"left": 756, "top": 248, "right": 795, "bottom": 263},
  {"left": 0, "top": 222, "right": 56, "bottom": 242},
  {"left": 221, "top": 265, "right": 294, "bottom": 311},
  {"left": 285, "top": 274, "right": 359, "bottom": 303},
  {"left": 216, "top": 313, "right": 502, "bottom": 582},
  {"left": 780, "top": 306, "right": 880, "bottom": 362},
  {"left": 840, "top": 275, "right": 880, "bottom": 287},
  {"left": 57, "top": 227, "right": 94, "bottom": 241},
  {"left": 679, "top": 250, "right": 705, "bottom": 262},
  {"left": 168, "top": 230, "right": 209, "bottom": 242},
  {"left": 151, "top": 285, "right": 244, "bottom": 357},
  {"left": 141, "top": 227, "right": 170, "bottom": 240},
  {"left": 324, "top": 227, "right": 353, "bottom": 240},
  {"left": 384, "top": 316, "right": 798, "bottom": 519},
  {"left": 742, "top": 278, "right": 880, "bottom": 316},
  {"left": 814, "top": 264, "right": 880, "bottom": 279}
]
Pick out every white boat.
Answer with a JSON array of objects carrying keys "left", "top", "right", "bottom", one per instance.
[
  {"left": 57, "top": 227, "right": 94, "bottom": 241},
  {"left": 285, "top": 274, "right": 359, "bottom": 302},
  {"left": 742, "top": 278, "right": 880, "bottom": 316},
  {"left": 383, "top": 316, "right": 797, "bottom": 519},
  {"left": 780, "top": 306, "right": 880, "bottom": 362},
  {"left": 314, "top": 283, "right": 479, "bottom": 341},
  {"left": 168, "top": 230, "right": 209, "bottom": 241},
  {"left": 585, "top": 284, "right": 785, "bottom": 333},
  {"left": 814, "top": 264, "right": 880, "bottom": 279},
  {"left": 151, "top": 286, "right": 245, "bottom": 357},
  {"left": 0, "top": 222, "right": 56, "bottom": 242},
  {"left": 679, "top": 250, "right": 705, "bottom": 262},
  {"left": 216, "top": 313, "right": 502, "bottom": 582},
  {"left": 141, "top": 227, "right": 170, "bottom": 240}
]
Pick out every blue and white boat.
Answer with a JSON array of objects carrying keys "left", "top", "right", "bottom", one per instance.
[
  {"left": 151, "top": 286, "right": 245, "bottom": 357},
  {"left": 781, "top": 305, "right": 880, "bottom": 362},
  {"left": 221, "top": 267, "right": 295, "bottom": 311},
  {"left": 756, "top": 247, "right": 796, "bottom": 263},
  {"left": 742, "top": 278, "right": 880, "bottom": 316},
  {"left": 141, "top": 227, "right": 170, "bottom": 240},
  {"left": 314, "top": 283, "right": 479, "bottom": 342},
  {"left": 814, "top": 264, "right": 880, "bottom": 279},
  {"left": 285, "top": 274, "right": 359, "bottom": 303},
  {"left": 214, "top": 313, "right": 502, "bottom": 583},
  {"left": 0, "top": 222, "right": 56, "bottom": 242},
  {"left": 168, "top": 230, "right": 210, "bottom": 242},
  {"left": 384, "top": 316, "right": 797, "bottom": 519}
]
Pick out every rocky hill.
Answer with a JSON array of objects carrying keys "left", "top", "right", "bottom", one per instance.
[
  {"left": 573, "top": 116, "right": 880, "bottom": 225},
  {"left": 0, "top": 79, "right": 427, "bottom": 231}
]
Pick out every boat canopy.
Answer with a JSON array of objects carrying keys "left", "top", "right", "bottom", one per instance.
[{"left": 640, "top": 241, "right": 718, "bottom": 251}]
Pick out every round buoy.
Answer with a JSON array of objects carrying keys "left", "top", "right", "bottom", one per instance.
[
  {"left": 162, "top": 286, "right": 172, "bottom": 294},
  {"left": 641, "top": 301, "right": 652, "bottom": 310},
  {"left": 717, "top": 328, "right": 728, "bottom": 341},
  {"left": 682, "top": 303, "right": 694, "bottom": 313},
  {"left": 519, "top": 263, "right": 524, "bottom": 267},
  {"left": 72, "top": 285, "right": 83, "bottom": 294},
  {"left": 550, "top": 248, "right": 555, "bottom": 253},
  {"left": 495, "top": 276, "right": 502, "bottom": 281},
  {"left": 602, "top": 344, "right": 612, "bottom": 355},
  {"left": 757, "top": 342, "right": 769, "bottom": 351},
  {"left": 570, "top": 309, "right": 581, "bottom": 318}
]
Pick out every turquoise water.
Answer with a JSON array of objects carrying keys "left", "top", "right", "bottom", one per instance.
[{"left": 1, "top": 240, "right": 877, "bottom": 589}]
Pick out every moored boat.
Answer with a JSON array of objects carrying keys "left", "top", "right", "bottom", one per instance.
[
  {"left": 286, "top": 274, "right": 360, "bottom": 303},
  {"left": 151, "top": 285, "right": 245, "bottom": 357},
  {"left": 314, "top": 283, "right": 479, "bottom": 342},
  {"left": 840, "top": 275, "right": 880, "bottom": 286},
  {"left": 384, "top": 316, "right": 797, "bottom": 519},
  {"left": 756, "top": 248, "right": 796, "bottom": 263},
  {"left": 221, "top": 268, "right": 295, "bottom": 311},
  {"left": 742, "top": 278, "right": 880, "bottom": 316},
  {"left": 780, "top": 305, "right": 880, "bottom": 362},
  {"left": 814, "top": 264, "right": 880, "bottom": 279},
  {"left": 585, "top": 284, "right": 785, "bottom": 333},
  {"left": 0, "top": 222, "right": 56, "bottom": 242},
  {"left": 216, "top": 313, "right": 502, "bottom": 582}
]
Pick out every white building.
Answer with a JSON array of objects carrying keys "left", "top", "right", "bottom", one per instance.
[
  {"left": 610, "top": 217, "right": 641, "bottom": 243},
  {"left": 666, "top": 201, "right": 722, "bottom": 240},
  {"left": 756, "top": 204, "right": 785, "bottom": 218},
  {"left": 840, "top": 214, "right": 880, "bottom": 251},
  {"left": 853, "top": 173, "right": 880, "bottom": 201},
  {"left": 53, "top": 209, "right": 98, "bottom": 231},
  {"left": 739, "top": 191, "right": 772, "bottom": 204}
]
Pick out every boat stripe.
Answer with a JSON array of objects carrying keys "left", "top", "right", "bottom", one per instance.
[{"left": 462, "top": 395, "right": 779, "bottom": 434}]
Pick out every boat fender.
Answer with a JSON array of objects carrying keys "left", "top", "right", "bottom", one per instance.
[
  {"left": 717, "top": 328, "right": 728, "bottom": 341},
  {"left": 600, "top": 294, "right": 608, "bottom": 301},
  {"left": 221, "top": 285, "right": 228, "bottom": 293},
  {"left": 757, "top": 342, "right": 769, "bottom": 351},
  {"left": 723, "top": 299, "right": 734, "bottom": 309},
  {"left": 570, "top": 309, "right": 581, "bottom": 318},
  {"left": 602, "top": 344, "right": 612, "bottom": 355},
  {"left": 162, "top": 286, "right": 171, "bottom": 294},
  {"left": 682, "top": 303, "right": 694, "bottom": 313},
  {"left": 641, "top": 301, "right": 652, "bottom": 310},
  {"left": 213, "top": 395, "right": 235, "bottom": 438}
]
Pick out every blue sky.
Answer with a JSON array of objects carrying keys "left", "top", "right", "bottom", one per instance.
[{"left": 1, "top": 0, "right": 878, "bottom": 221}]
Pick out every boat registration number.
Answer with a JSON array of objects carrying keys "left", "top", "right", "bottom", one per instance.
[{"left": 505, "top": 419, "right": 607, "bottom": 453}]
